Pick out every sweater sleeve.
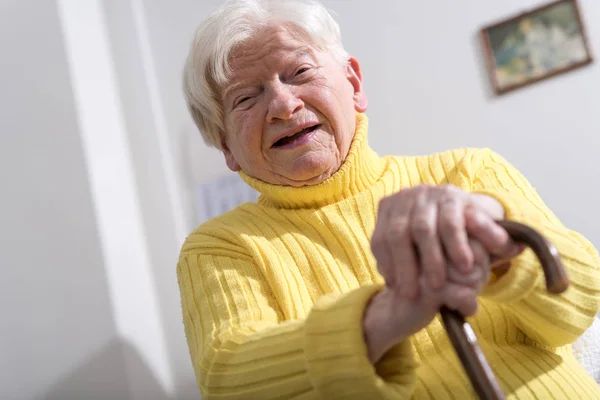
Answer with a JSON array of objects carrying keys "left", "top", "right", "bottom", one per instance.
[
  {"left": 177, "top": 249, "right": 418, "bottom": 400},
  {"left": 467, "top": 149, "right": 600, "bottom": 347}
]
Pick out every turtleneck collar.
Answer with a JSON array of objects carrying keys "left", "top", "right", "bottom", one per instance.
[{"left": 238, "top": 113, "right": 386, "bottom": 209}]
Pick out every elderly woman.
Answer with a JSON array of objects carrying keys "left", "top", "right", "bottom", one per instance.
[{"left": 177, "top": 0, "right": 600, "bottom": 398}]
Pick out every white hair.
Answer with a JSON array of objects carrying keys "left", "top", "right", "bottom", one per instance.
[{"left": 182, "top": 0, "right": 349, "bottom": 149}]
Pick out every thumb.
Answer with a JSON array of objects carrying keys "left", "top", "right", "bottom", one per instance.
[{"left": 491, "top": 243, "right": 526, "bottom": 268}]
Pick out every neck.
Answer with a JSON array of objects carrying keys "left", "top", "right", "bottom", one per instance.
[{"left": 238, "top": 113, "right": 387, "bottom": 209}]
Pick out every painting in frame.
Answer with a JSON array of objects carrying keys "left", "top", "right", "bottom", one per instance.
[{"left": 481, "top": 0, "right": 593, "bottom": 95}]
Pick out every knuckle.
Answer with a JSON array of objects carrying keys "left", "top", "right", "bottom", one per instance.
[
  {"left": 467, "top": 218, "right": 485, "bottom": 236},
  {"left": 440, "top": 193, "right": 460, "bottom": 207},
  {"left": 415, "top": 185, "right": 429, "bottom": 194},
  {"left": 469, "top": 210, "right": 489, "bottom": 228},
  {"left": 414, "top": 185, "right": 432, "bottom": 200},
  {"left": 411, "top": 218, "right": 434, "bottom": 238},
  {"left": 439, "top": 217, "right": 462, "bottom": 234},
  {"left": 388, "top": 218, "right": 410, "bottom": 238},
  {"left": 441, "top": 184, "right": 459, "bottom": 195}
]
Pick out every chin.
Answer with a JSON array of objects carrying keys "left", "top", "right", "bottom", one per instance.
[
  {"left": 282, "top": 158, "right": 338, "bottom": 186},
  {"left": 284, "top": 174, "right": 328, "bottom": 187}
]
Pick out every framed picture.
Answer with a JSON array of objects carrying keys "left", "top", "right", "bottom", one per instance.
[{"left": 480, "top": 0, "right": 593, "bottom": 95}]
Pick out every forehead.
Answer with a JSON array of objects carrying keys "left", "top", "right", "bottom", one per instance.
[
  {"left": 232, "top": 24, "right": 314, "bottom": 62},
  {"left": 225, "top": 25, "right": 317, "bottom": 81}
]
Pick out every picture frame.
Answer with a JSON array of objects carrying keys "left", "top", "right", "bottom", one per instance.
[{"left": 480, "top": 0, "right": 593, "bottom": 95}]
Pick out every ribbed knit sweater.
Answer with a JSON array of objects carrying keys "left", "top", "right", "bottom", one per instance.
[{"left": 177, "top": 113, "right": 600, "bottom": 399}]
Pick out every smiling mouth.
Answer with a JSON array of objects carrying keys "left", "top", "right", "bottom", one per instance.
[{"left": 272, "top": 124, "right": 320, "bottom": 148}]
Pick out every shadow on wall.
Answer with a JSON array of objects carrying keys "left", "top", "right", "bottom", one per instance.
[{"left": 36, "top": 339, "right": 172, "bottom": 400}]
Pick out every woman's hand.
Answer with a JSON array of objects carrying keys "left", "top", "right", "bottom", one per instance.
[
  {"left": 363, "top": 185, "right": 525, "bottom": 364},
  {"left": 370, "top": 185, "right": 521, "bottom": 299},
  {"left": 364, "top": 236, "right": 517, "bottom": 364},
  {"left": 363, "top": 273, "right": 479, "bottom": 363}
]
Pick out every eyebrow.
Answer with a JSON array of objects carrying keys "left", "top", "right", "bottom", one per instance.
[
  {"left": 222, "top": 47, "right": 317, "bottom": 102},
  {"left": 222, "top": 80, "right": 256, "bottom": 105}
]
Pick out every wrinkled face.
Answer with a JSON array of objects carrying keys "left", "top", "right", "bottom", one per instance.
[{"left": 220, "top": 24, "right": 368, "bottom": 186}]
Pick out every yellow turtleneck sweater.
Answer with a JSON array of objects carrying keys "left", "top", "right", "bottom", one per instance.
[{"left": 177, "top": 114, "right": 600, "bottom": 399}]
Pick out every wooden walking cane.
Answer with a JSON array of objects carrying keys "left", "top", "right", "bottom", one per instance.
[{"left": 440, "top": 220, "right": 570, "bottom": 400}]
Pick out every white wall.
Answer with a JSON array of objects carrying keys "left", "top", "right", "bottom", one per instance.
[
  {"left": 2, "top": 0, "right": 598, "bottom": 399},
  {"left": 1, "top": 0, "right": 181, "bottom": 399},
  {"left": 56, "top": 0, "right": 178, "bottom": 398},
  {"left": 0, "top": 1, "right": 127, "bottom": 399}
]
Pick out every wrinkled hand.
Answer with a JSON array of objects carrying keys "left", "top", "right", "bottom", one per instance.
[
  {"left": 363, "top": 185, "right": 526, "bottom": 364},
  {"left": 364, "top": 237, "right": 513, "bottom": 364},
  {"left": 370, "top": 185, "right": 522, "bottom": 299}
]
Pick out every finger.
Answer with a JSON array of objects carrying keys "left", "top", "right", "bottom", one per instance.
[
  {"left": 469, "top": 238, "right": 490, "bottom": 272},
  {"left": 468, "top": 238, "right": 491, "bottom": 292},
  {"left": 441, "top": 282, "right": 479, "bottom": 317},
  {"left": 411, "top": 198, "right": 445, "bottom": 291},
  {"left": 446, "top": 260, "right": 486, "bottom": 289},
  {"left": 372, "top": 198, "right": 396, "bottom": 286},
  {"left": 387, "top": 193, "right": 420, "bottom": 299},
  {"left": 464, "top": 207, "right": 516, "bottom": 258},
  {"left": 438, "top": 192, "right": 472, "bottom": 272},
  {"left": 490, "top": 243, "right": 526, "bottom": 266}
]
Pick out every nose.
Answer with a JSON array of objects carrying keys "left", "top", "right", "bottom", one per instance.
[{"left": 266, "top": 83, "right": 304, "bottom": 123}]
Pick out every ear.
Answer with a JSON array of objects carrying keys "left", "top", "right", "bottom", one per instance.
[
  {"left": 221, "top": 141, "right": 241, "bottom": 172},
  {"left": 346, "top": 57, "right": 368, "bottom": 112}
]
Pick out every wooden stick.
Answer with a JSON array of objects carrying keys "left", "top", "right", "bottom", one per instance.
[{"left": 440, "top": 220, "right": 569, "bottom": 399}]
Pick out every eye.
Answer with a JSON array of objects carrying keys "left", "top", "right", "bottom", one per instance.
[
  {"left": 295, "top": 67, "right": 310, "bottom": 76},
  {"left": 235, "top": 96, "right": 252, "bottom": 107}
]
